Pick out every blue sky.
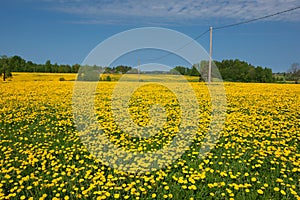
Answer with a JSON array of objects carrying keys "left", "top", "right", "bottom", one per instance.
[{"left": 0, "top": 0, "right": 299, "bottom": 72}]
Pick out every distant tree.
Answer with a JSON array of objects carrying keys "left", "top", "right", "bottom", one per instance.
[
  {"left": 104, "top": 67, "right": 112, "bottom": 74},
  {"left": 57, "top": 64, "right": 71, "bottom": 73},
  {"left": 288, "top": 63, "right": 300, "bottom": 83},
  {"left": 10, "top": 55, "right": 26, "bottom": 71},
  {"left": 173, "top": 66, "right": 188, "bottom": 75},
  {"left": 214, "top": 59, "right": 273, "bottom": 83},
  {"left": 246, "top": 66, "right": 256, "bottom": 82},
  {"left": 45, "top": 60, "right": 52, "bottom": 72},
  {"left": 65, "top": 65, "right": 71, "bottom": 73},
  {"left": 52, "top": 63, "right": 59, "bottom": 73},
  {"left": 36, "top": 64, "right": 44, "bottom": 72},
  {"left": 255, "top": 66, "right": 265, "bottom": 82},
  {"left": 113, "top": 65, "right": 132, "bottom": 74},
  {"left": 264, "top": 67, "right": 273, "bottom": 83},
  {"left": 71, "top": 64, "right": 80, "bottom": 73},
  {"left": 106, "top": 75, "right": 111, "bottom": 81},
  {"left": 0, "top": 55, "right": 12, "bottom": 81},
  {"left": 189, "top": 64, "right": 200, "bottom": 77},
  {"left": 25, "top": 61, "right": 35, "bottom": 72}
]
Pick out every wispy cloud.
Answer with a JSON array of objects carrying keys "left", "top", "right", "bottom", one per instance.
[{"left": 42, "top": 0, "right": 300, "bottom": 25}]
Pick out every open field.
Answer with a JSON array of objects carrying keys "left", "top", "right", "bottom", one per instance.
[
  {"left": 8, "top": 73, "right": 202, "bottom": 82},
  {"left": 0, "top": 73, "right": 299, "bottom": 199},
  {"left": 10, "top": 73, "right": 77, "bottom": 82}
]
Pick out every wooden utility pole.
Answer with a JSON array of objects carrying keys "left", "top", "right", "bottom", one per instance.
[
  {"left": 208, "top": 26, "right": 213, "bottom": 83},
  {"left": 138, "top": 58, "right": 140, "bottom": 82}
]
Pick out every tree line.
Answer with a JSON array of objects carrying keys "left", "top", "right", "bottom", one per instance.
[
  {"left": 172, "top": 59, "right": 274, "bottom": 82},
  {"left": 0, "top": 55, "right": 80, "bottom": 79},
  {"left": 0, "top": 55, "right": 299, "bottom": 83},
  {"left": 171, "top": 61, "right": 298, "bottom": 83},
  {"left": 0, "top": 55, "right": 134, "bottom": 80}
]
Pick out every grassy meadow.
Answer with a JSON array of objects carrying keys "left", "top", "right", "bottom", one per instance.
[{"left": 0, "top": 73, "right": 299, "bottom": 200}]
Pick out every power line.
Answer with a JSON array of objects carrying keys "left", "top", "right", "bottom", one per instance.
[
  {"left": 143, "top": 5, "right": 300, "bottom": 63},
  {"left": 214, "top": 5, "right": 300, "bottom": 30},
  {"left": 208, "top": 5, "right": 300, "bottom": 83},
  {"left": 144, "top": 29, "right": 209, "bottom": 62}
]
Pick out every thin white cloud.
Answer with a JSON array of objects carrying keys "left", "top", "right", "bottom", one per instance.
[{"left": 43, "top": 0, "right": 300, "bottom": 25}]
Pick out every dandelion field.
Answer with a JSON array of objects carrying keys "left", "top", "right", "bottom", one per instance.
[{"left": 0, "top": 73, "right": 299, "bottom": 200}]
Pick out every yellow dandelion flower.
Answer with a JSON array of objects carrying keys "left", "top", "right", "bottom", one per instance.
[
  {"left": 274, "top": 187, "right": 280, "bottom": 192},
  {"left": 257, "top": 189, "right": 264, "bottom": 194},
  {"left": 280, "top": 190, "right": 286, "bottom": 195},
  {"left": 251, "top": 177, "right": 257, "bottom": 182}
]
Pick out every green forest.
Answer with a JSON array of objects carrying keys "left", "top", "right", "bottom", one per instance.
[
  {"left": 171, "top": 60, "right": 274, "bottom": 82},
  {"left": 0, "top": 55, "right": 299, "bottom": 83}
]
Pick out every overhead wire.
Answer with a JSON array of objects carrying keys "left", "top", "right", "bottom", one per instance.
[
  {"left": 214, "top": 5, "right": 300, "bottom": 30},
  {"left": 143, "top": 5, "right": 300, "bottom": 62},
  {"left": 144, "top": 29, "right": 209, "bottom": 62}
]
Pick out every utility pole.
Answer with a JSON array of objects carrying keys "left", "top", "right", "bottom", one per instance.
[
  {"left": 208, "top": 26, "right": 213, "bottom": 83},
  {"left": 138, "top": 58, "right": 140, "bottom": 82}
]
